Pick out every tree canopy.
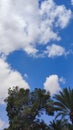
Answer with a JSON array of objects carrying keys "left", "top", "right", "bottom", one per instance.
[
  {"left": 4, "top": 87, "right": 54, "bottom": 130},
  {"left": 4, "top": 87, "right": 73, "bottom": 130}
]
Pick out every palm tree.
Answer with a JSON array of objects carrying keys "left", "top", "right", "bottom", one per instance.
[
  {"left": 54, "top": 88, "right": 73, "bottom": 124},
  {"left": 49, "top": 119, "right": 68, "bottom": 130}
]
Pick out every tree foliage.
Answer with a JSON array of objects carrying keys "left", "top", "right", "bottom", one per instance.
[
  {"left": 54, "top": 88, "right": 73, "bottom": 124},
  {"left": 4, "top": 87, "right": 54, "bottom": 130},
  {"left": 4, "top": 87, "right": 73, "bottom": 130}
]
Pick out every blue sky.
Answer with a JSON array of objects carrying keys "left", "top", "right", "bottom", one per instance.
[{"left": 0, "top": 0, "right": 73, "bottom": 129}]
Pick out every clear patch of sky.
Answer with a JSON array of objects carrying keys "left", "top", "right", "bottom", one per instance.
[
  {"left": 6, "top": 49, "right": 73, "bottom": 90},
  {"left": 0, "top": 104, "right": 8, "bottom": 122},
  {"left": 57, "top": 20, "right": 73, "bottom": 48},
  {"left": 54, "top": 0, "right": 73, "bottom": 10},
  {"left": 36, "top": 110, "right": 55, "bottom": 124}
]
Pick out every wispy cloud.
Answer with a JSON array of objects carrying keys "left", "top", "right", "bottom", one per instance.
[
  {"left": 45, "top": 44, "right": 67, "bottom": 58},
  {"left": 71, "top": 0, "right": 73, "bottom": 5}
]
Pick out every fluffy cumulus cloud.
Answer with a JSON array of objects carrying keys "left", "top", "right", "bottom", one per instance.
[
  {"left": 45, "top": 44, "right": 66, "bottom": 58},
  {"left": 0, "top": 58, "right": 29, "bottom": 104},
  {"left": 0, "top": 0, "right": 72, "bottom": 57},
  {"left": 44, "top": 75, "right": 65, "bottom": 95}
]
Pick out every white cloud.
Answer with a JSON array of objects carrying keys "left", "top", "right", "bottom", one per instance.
[
  {"left": 24, "top": 73, "right": 28, "bottom": 79},
  {"left": 0, "top": 58, "right": 29, "bottom": 104},
  {"left": 0, "top": 119, "right": 7, "bottom": 130},
  {"left": 44, "top": 75, "right": 65, "bottom": 95},
  {"left": 0, "top": 120, "right": 4, "bottom": 130},
  {"left": 59, "top": 77, "right": 66, "bottom": 84},
  {"left": 71, "top": 0, "right": 73, "bottom": 5},
  {"left": 0, "top": 0, "right": 72, "bottom": 57},
  {"left": 0, "top": 119, "right": 8, "bottom": 130},
  {"left": 45, "top": 44, "right": 66, "bottom": 58}
]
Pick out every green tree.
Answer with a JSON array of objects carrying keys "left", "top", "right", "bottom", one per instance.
[
  {"left": 4, "top": 87, "right": 54, "bottom": 130},
  {"left": 54, "top": 88, "right": 73, "bottom": 124}
]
